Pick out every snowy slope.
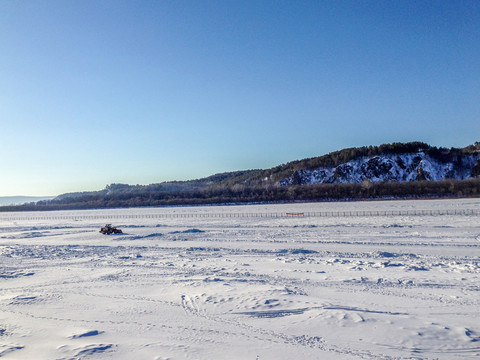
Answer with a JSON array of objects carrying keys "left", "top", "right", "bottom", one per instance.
[{"left": 281, "top": 152, "right": 480, "bottom": 185}]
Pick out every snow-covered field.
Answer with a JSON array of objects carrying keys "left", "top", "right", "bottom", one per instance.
[{"left": 1, "top": 199, "right": 479, "bottom": 359}]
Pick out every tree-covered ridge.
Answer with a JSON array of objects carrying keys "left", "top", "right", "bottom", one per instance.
[
  {"left": 212, "top": 141, "right": 480, "bottom": 187},
  {"left": 54, "top": 141, "right": 480, "bottom": 199},
  {"left": 2, "top": 141, "right": 480, "bottom": 211}
]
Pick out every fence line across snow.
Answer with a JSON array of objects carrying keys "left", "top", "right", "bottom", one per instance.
[{"left": 0, "top": 208, "right": 479, "bottom": 221}]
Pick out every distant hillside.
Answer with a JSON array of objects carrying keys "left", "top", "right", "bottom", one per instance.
[
  {"left": 2, "top": 142, "right": 480, "bottom": 211},
  {"left": 56, "top": 141, "right": 480, "bottom": 196},
  {"left": 0, "top": 196, "right": 55, "bottom": 206}
]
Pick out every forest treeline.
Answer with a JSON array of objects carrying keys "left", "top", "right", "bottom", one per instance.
[{"left": 2, "top": 178, "right": 480, "bottom": 212}]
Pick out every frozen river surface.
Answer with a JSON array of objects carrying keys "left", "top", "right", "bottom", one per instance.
[{"left": 1, "top": 199, "right": 480, "bottom": 359}]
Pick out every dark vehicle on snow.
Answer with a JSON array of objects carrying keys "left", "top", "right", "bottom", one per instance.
[{"left": 100, "top": 224, "right": 122, "bottom": 235}]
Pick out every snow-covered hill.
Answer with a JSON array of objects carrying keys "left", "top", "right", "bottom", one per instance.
[
  {"left": 14, "top": 142, "right": 480, "bottom": 210},
  {"left": 281, "top": 152, "right": 480, "bottom": 185}
]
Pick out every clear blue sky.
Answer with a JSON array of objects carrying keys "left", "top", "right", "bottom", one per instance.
[{"left": 1, "top": 1, "right": 479, "bottom": 196}]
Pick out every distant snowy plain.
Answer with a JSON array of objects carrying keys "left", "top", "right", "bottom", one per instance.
[{"left": 1, "top": 199, "right": 479, "bottom": 359}]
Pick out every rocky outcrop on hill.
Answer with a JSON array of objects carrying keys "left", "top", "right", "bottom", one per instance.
[{"left": 280, "top": 152, "right": 480, "bottom": 186}]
